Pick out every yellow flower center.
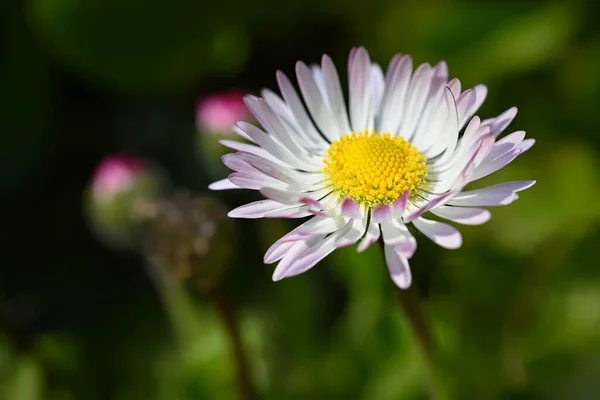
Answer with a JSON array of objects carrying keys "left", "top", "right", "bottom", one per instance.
[{"left": 323, "top": 130, "right": 428, "bottom": 208}]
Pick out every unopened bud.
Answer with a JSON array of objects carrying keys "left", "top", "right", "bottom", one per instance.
[
  {"left": 196, "top": 90, "right": 249, "bottom": 135},
  {"left": 196, "top": 90, "right": 252, "bottom": 178},
  {"left": 85, "top": 154, "right": 163, "bottom": 249}
]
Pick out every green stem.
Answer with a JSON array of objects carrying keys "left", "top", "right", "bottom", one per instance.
[
  {"left": 209, "top": 285, "right": 257, "bottom": 400},
  {"left": 396, "top": 286, "right": 447, "bottom": 400},
  {"left": 148, "top": 261, "right": 256, "bottom": 399},
  {"left": 380, "top": 241, "right": 447, "bottom": 400}
]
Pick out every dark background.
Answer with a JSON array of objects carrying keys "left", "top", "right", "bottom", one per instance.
[{"left": 2, "top": 0, "right": 600, "bottom": 399}]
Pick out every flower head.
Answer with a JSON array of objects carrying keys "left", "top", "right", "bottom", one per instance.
[
  {"left": 210, "top": 47, "right": 535, "bottom": 289},
  {"left": 196, "top": 90, "right": 250, "bottom": 134}
]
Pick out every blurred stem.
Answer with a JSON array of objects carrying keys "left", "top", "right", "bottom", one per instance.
[
  {"left": 208, "top": 284, "right": 257, "bottom": 400},
  {"left": 148, "top": 261, "right": 256, "bottom": 399},
  {"left": 379, "top": 241, "right": 447, "bottom": 400},
  {"left": 396, "top": 286, "right": 447, "bottom": 400}
]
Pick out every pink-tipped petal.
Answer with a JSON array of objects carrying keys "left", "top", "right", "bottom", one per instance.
[
  {"left": 341, "top": 198, "right": 361, "bottom": 219},
  {"left": 372, "top": 204, "right": 392, "bottom": 223},
  {"left": 272, "top": 235, "right": 325, "bottom": 281},
  {"left": 431, "top": 206, "right": 492, "bottom": 225},
  {"left": 483, "top": 107, "right": 518, "bottom": 138},
  {"left": 384, "top": 245, "right": 412, "bottom": 289},
  {"left": 228, "top": 200, "right": 289, "bottom": 219},
  {"left": 392, "top": 191, "right": 410, "bottom": 218},
  {"left": 264, "top": 240, "right": 296, "bottom": 264}
]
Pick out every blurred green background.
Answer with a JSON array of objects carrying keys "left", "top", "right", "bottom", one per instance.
[{"left": 2, "top": 0, "right": 600, "bottom": 399}]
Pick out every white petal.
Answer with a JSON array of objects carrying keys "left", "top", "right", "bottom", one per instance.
[
  {"left": 432, "top": 117, "right": 487, "bottom": 173},
  {"left": 471, "top": 149, "right": 522, "bottom": 181},
  {"left": 486, "top": 130, "right": 526, "bottom": 161},
  {"left": 296, "top": 215, "right": 346, "bottom": 236},
  {"left": 221, "top": 153, "right": 252, "bottom": 172},
  {"left": 412, "top": 217, "right": 463, "bottom": 249},
  {"left": 208, "top": 178, "right": 240, "bottom": 191},
  {"left": 219, "top": 139, "right": 282, "bottom": 165},
  {"left": 370, "top": 63, "right": 385, "bottom": 118},
  {"left": 410, "top": 61, "right": 449, "bottom": 149},
  {"left": 357, "top": 220, "right": 381, "bottom": 253},
  {"left": 348, "top": 47, "right": 373, "bottom": 131},
  {"left": 337, "top": 217, "right": 369, "bottom": 248},
  {"left": 255, "top": 97, "right": 311, "bottom": 157},
  {"left": 229, "top": 171, "right": 286, "bottom": 190},
  {"left": 310, "top": 64, "right": 328, "bottom": 106},
  {"left": 279, "top": 222, "right": 355, "bottom": 279},
  {"left": 468, "top": 85, "right": 488, "bottom": 126},
  {"left": 398, "top": 63, "right": 432, "bottom": 140},
  {"left": 455, "top": 88, "right": 477, "bottom": 130},
  {"left": 427, "top": 87, "right": 459, "bottom": 162},
  {"left": 431, "top": 206, "right": 491, "bottom": 225},
  {"left": 450, "top": 180, "right": 536, "bottom": 207},
  {"left": 272, "top": 235, "right": 326, "bottom": 281},
  {"left": 482, "top": 107, "right": 518, "bottom": 138},
  {"left": 384, "top": 245, "right": 412, "bottom": 289},
  {"left": 296, "top": 61, "right": 339, "bottom": 142},
  {"left": 446, "top": 78, "right": 461, "bottom": 97},
  {"left": 455, "top": 84, "right": 487, "bottom": 131},
  {"left": 261, "top": 88, "right": 319, "bottom": 150},
  {"left": 236, "top": 152, "right": 323, "bottom": 186},
  {"left": 260, "top": 186, "right": 331, "bottom": 205},
  {"left": 276, "top": 70, "right": 328, "bottom": 147},
  {"left": 259, "top": 187, "right": 303, "bottom": 205},
  {"left": 378, "top": 54, "right": 413, "bottom": 134},
  {"left": 447, "top": 188, "right": 519, "bottom": 207},
  {"left": 273, "top": 215, "right": 343, "bottom": 244},
  {"left": 517, "top": 138, "right": 535, "bottom": 153},
  {"left": 236, "top": 122, "right": 321, "bottom": 171},
  {"left": 321, "top": 54, "right": 352, "bottom": 134},
  {"left": 264, "top": 240, "right": 295, "bottom": 264},
  {"left": 228, "top": 200, "right": 289, "bottom": 219},
  {"left": 381, "top": 219, "right": 411, "bottom": 246},
  {"left": 263, "top": 206, "right": 311, "bottom": 219}
]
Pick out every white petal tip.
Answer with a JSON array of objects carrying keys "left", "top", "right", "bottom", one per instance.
[
  {"left": 392, "top": 275, "right": 412, "bottom": 289},
  {"left": 518, "top": 180, "right": 536, "bottom": 191},
  {"left": 440, "top": 232, "right": 463, "bottom": 249},
  {"left": 227, "top": 210, "right": 242, "bottom": 218}
]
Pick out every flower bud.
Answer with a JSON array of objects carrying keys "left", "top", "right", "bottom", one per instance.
[
  {"left": 85, "top": 154, "right": 163, "bottom": 249},
  {"left": 196, "top": 90, "right": 251, "bottom": 178},
  {"left": 196, "top": 90, "right": 249, "bottom": 135}
]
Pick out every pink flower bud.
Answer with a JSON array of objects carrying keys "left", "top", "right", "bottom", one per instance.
[
  {"left": 91, "top": 154, "right": 144, "bottom": 201},
  {"left": 86, "top": 154, "right": 163, "bottom": 249},
  {"left": 195, "top": 90, "right": 249, "bottom": 133}
]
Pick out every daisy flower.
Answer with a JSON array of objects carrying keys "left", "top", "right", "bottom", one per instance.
[{"left": 210, "top": 47, "right": 535, "bottom": 289}]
